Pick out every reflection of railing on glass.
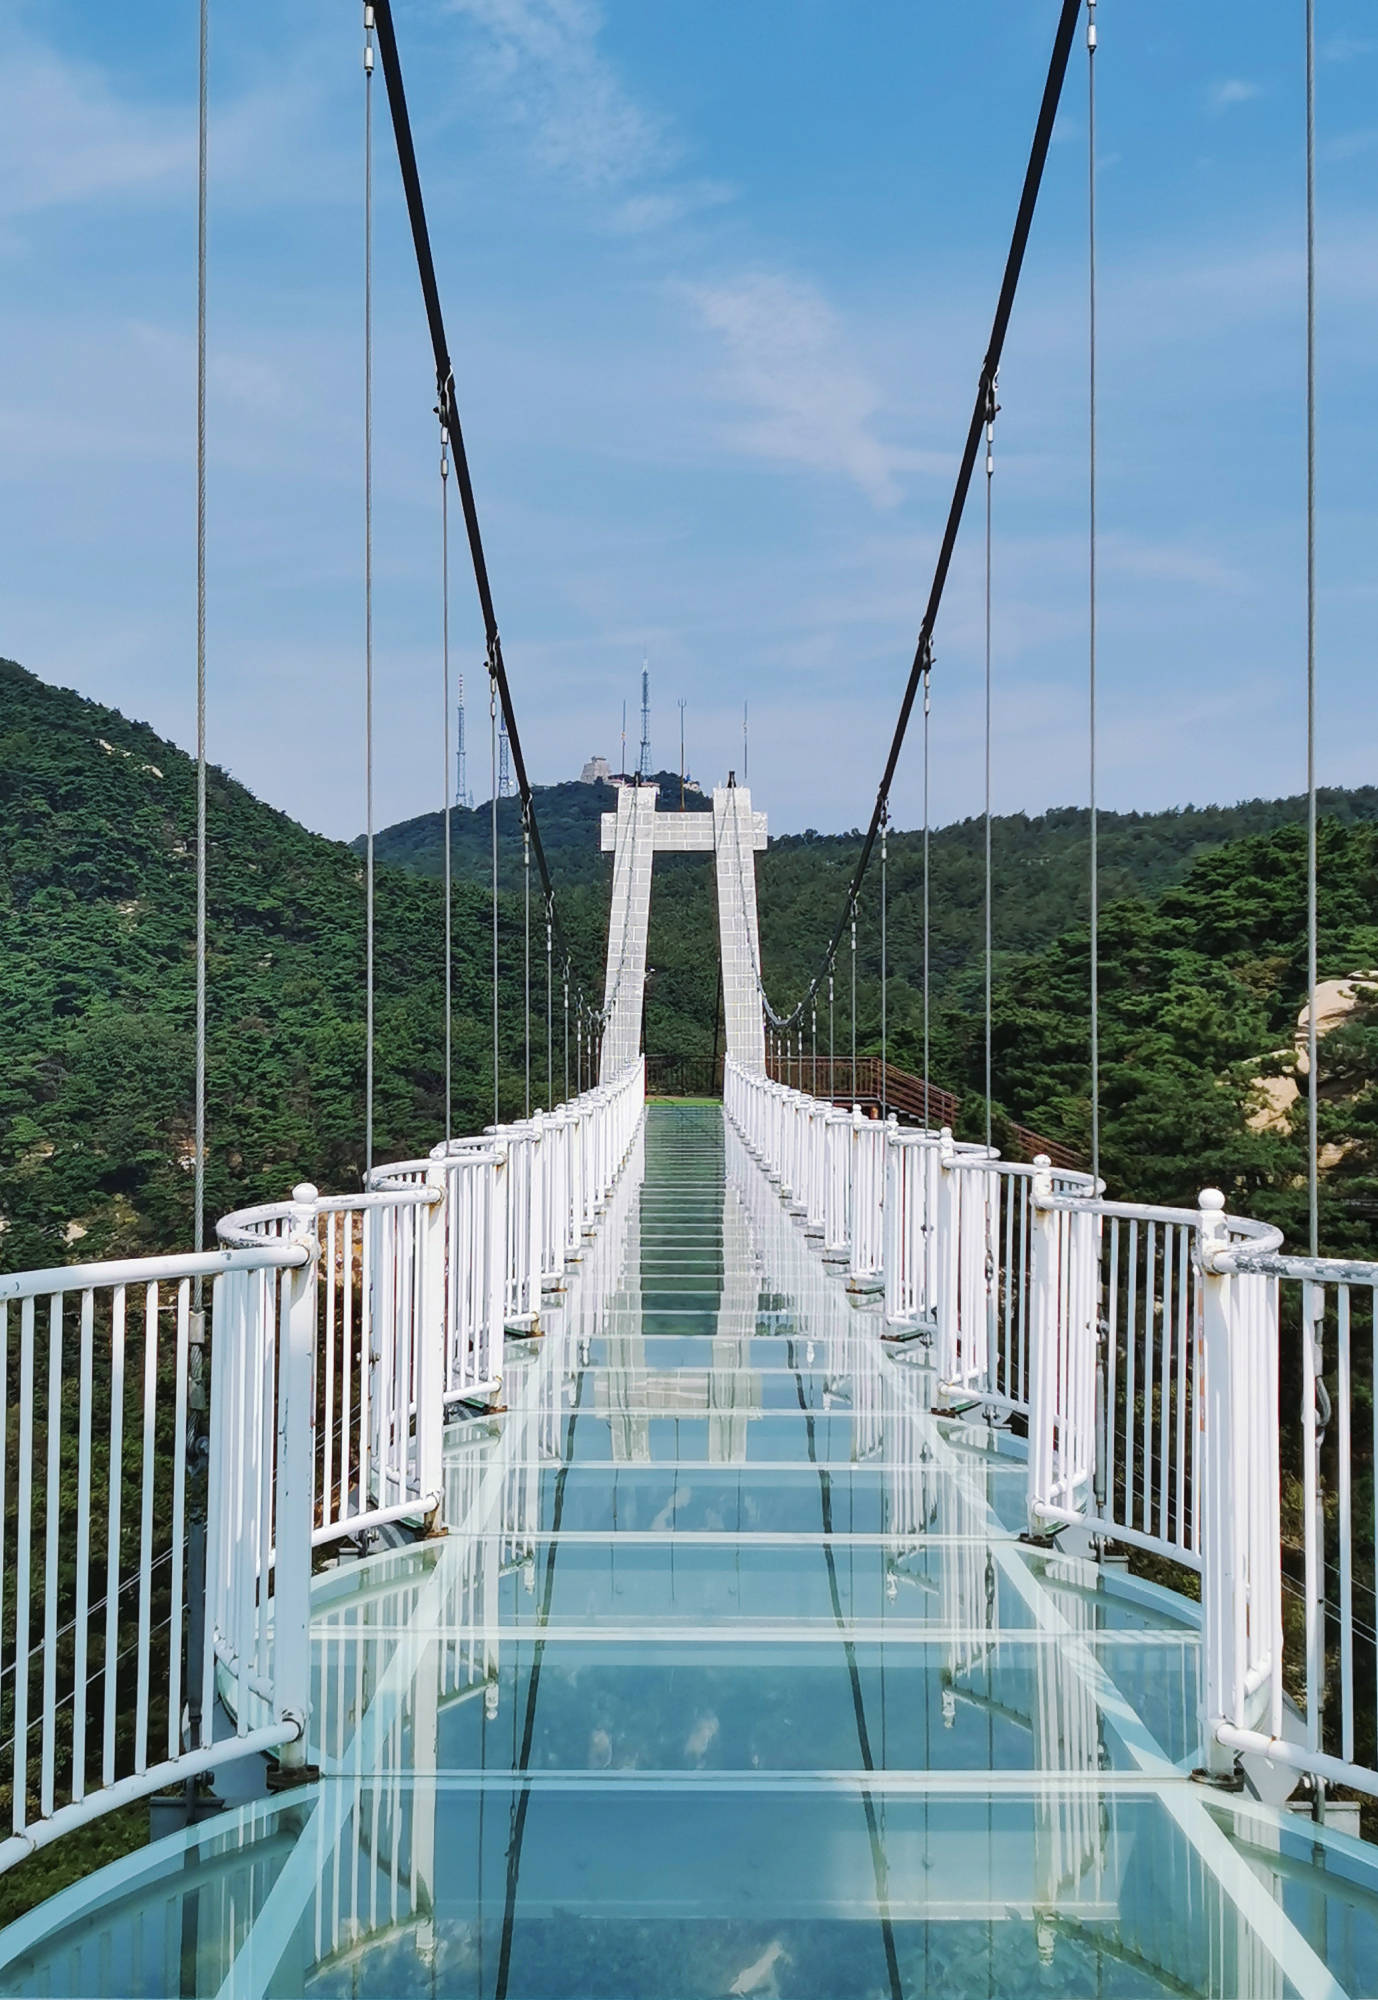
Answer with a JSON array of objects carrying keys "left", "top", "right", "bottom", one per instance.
[{"left": 724, "top": 1054, "right": 1378, "bottom": 1807}]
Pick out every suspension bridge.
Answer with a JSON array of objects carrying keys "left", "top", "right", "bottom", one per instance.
[{"left": 1, "top": 0, "right": 1374, "bottom": 1995}]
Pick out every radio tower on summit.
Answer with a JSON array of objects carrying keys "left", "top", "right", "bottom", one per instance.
[{"left": 637, "top": 664, "right": 651, "bottom": 781}]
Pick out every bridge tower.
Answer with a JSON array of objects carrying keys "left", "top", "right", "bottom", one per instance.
[{"left": 598, "top": 779, "right": 767, "bottom": 1080}]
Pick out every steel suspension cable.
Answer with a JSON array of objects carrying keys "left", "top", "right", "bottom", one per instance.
[
  {"left": 523, "top": 818, "right": 531, "bottom": 1117},
  {"left": 441, "top": 419, "right": 452, "bottom": 1143},
  {"left": 1087, "top": 0, "right": 1101, "bottom": 1187},
  {"left": 545, "top": 906, "right": 553, "bottom": 1111},
  {"left": 984, "top": 378, "right": 997, "bottom": 1158},
  {"left": 187, "top": 0, "right": 211, "bottom": 1770},
  {"left": 1305, "top": 0, "right": 1319, "bottom": 1257},
  {"left": 850, "top": 913, "right": 858, "bottom": 1088},
  {"left": 880, "top": 814, "right": 889, "bottom": 1118},
  {"left": 194, "top": 0, "right": 209, "bottom": 1261},
  {"left": 363, "top": 3, "right": 376, "bottom": 1175},
  {"left": 490, "top": 681, "right": 499, "bottom": 1124},
  {"left": 757, "top": 0, "right": 1082, "bottom": 1034},
  {"left": 922, "top": 665, "right": 932, "bottom": 1129}
]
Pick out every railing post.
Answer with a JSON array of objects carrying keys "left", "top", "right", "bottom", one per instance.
[
  {"left": 1025, "top": 1157, "right": 1057, "bottom": 1534},
  {"left": 1195, "top": 1186, "right": 1269, "bottom": 1782},
  {"left": 417, "top": 1168, "right": 447, "bottom": 1529},
  {"left": 527, "top": 1115, "right": 546, "bottom": 1322},
  {"left": 934, "top": 1129, "right": 959, "bottom": 1387},
  {"left": 273, "top": 1185, "right": 319, "bottom": 1775},
  {"left": 883, "top": 1120, "right": 903, "bottom": 1322},
  {"left": 488, "top": 1142, "right": 510, "bottom": 1346}
]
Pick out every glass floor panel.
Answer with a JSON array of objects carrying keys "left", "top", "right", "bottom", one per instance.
[
  {"left": 5, "top": 1784, "right": 1367, "bottom": 2000},
  {"left": 2, "top": 1103, "right": 1374, "bottom": 1999},
  {"left": 304, "top": 1634, "right": 1203, "bottom": 1774},
  {"left": 458, "top": 1461, "right": 1013, "bottom": 1535}
]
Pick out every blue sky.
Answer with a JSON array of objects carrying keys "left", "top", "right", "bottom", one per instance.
[{"left": 2, "top": 1, "right": 1375, "bottom": 841}]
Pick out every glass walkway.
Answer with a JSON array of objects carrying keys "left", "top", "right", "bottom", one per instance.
[{"left": 3, "top": 1105, "right": 1377, "bottom": 1998}]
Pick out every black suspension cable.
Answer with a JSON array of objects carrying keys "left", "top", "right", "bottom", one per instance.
[
  {"left": 371, "top": 1, "right": 555, "bottom": 916},
  {"left": 371, "top": 0, "right": 607, "bottom": 1068},
  {"left": 761, "top": 0, "right": 1082, "bottom": 1032}
]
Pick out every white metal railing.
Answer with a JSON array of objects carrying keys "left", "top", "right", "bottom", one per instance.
[
  {"left": 725, "top": 1055, "right": 1378, "bottom": 1804},
  {"left": 1200, "top": 1236, "right": 1377, "bottom": 1800},
  {"left": 0, "top": 1246, "right": 307, "bottom": 1876},
  {"left": 0, "top": 1060, "right": 644, "bottom": 1875}
]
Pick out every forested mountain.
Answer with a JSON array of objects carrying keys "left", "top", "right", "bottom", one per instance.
[
  {"left": 0, "top": 658, "right": 545, "bottom": 1272},
  {"left": 4, "top": 650, "right": 1376, "bottom": 1272}
]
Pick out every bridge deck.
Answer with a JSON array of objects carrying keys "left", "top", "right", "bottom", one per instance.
[{"left": 3, "top": 1106, "right": 1376, "bottom": 1997}]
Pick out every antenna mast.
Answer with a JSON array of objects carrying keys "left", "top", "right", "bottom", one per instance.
[
  {"left": 638, "top": 663, "right": 652, "bottom": 781},
  {"left": 678, "top": 697, "right": 686, "bottom": 810},
  {"left": 620, "top": 701, "right": 627, "bottom": 780}
]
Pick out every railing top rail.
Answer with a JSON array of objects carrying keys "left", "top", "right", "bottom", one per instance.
[
  {"left": 0, "top": 1240, "right": 309, "bottom": 1303},
  {"left": 1220, "top": 1244, "right": 1369, "bottom": 1284},
  {"left": 1034, "top": 1189, "right": 1284, "bottom": 1252},
  {"left": 423, "top": 1136, "right": 511, "bottom": 1164},
  {"left": 1035, "top": 1191, "right": 1200, "bottom": 1226},
  {"left": 220, "top": 1184, "right": 442, "bottom": 1245},
  {"left": 420, "top": 1142, "right": 507, "bottom": 1168},
  {"left": 952, "top": 1152, "right": 1095, "bottom": 1189}
]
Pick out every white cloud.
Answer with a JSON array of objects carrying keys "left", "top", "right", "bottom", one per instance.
[
  {"left": 1101, "top": 536, "right": 1246, "bottom": 593},
  {"left": 0, "top": 38, "right": 193, "bottom": 218},
  {"left": 446, "top": 0, "right": 668, "bottom": 188},
  {"left": 1326, "top": 129, "right": 1378, "bottom": 163},
  {"left": 682, "top": 273, "right": 908, "bottom": 509},
  {"left": 607, "top": 181, "right": 735, "bottom": 237},
  {"left": 1208, "top": 78, "right": 1263, "bottom": 110}
]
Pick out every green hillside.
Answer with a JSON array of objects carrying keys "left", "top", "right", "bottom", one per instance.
[
  {"left": 4, "top": 649, "right": 1376, "bottom": 1269},
  {"left": 0, "top": 657, "right": 553, "bottom": 1272}
]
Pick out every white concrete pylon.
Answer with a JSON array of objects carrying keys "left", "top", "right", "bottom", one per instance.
[{"left": 597, "top": 782, "right": 768, "bottom": 1080}]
